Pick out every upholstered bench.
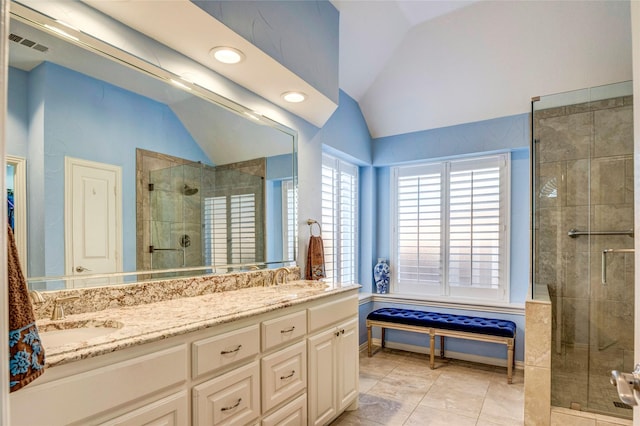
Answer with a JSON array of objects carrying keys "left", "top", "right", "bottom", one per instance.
[{"left": 366, "top": 307, "right": 517, "bottom": 383}]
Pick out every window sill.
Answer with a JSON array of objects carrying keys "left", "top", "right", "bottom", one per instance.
[{"left": 358, "top": 292, "right": 525, "bottom": 315}]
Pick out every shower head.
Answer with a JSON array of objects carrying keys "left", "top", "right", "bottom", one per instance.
[{"left": 182, "top": 184, "right": 199, "bottom": 196}]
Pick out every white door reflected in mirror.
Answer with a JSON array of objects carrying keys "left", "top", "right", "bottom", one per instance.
[{"left": 65, "top": 157, "right": 122, "bottom": 288}]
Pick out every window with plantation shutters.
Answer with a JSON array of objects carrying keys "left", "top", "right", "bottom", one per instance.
[
  {"left": 392, "top": 153, "right": 510, "bottom": 301},
  {"left": 204, "top": 193, "right": 257, "bottom": 266},
  {"left": 321, "top": 154, "right": 358, "bottom": 284},
  {"left": 282, "top": 179, "right": 297, "bottom": 261}
]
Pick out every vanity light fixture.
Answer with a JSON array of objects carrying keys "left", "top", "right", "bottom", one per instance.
[
  {"left": 243, "top": 111, "right": 262, "bottom": 121},
  {"left": 281, "top": 91, "right": 307, "bottom": 103},
  {"left": 44, "top": 24, "right": 79, "bottom": 42},
  {"left": 210, "top": 46, "right": 245, "bottom": 64},
  {"left": 170, "top": 79, "right": 192, "bottom": 91}
]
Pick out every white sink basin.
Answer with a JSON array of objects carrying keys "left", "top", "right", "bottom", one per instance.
[{"left": 39, "top": 319, "right": 123, "bottom": 347}]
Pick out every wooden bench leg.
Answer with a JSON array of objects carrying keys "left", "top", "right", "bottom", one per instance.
[
  {"left": 507, "top": 339, "right": 514, "bottom": 384},
  {"left": 440, "top": 336, "right": 445, "bottom": 359},
  {"left": 367, "top": 324, "right": 372, "bottom": 357},
  {"left": 429, "top": 332, "right": 435, "bottom": 369},
  {"left": 381, "top": 327, "right": 386, "bottom": 349}
]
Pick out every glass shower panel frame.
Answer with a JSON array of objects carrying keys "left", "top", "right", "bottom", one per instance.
[{"left": 533, "top": 81, "right": 634, "bottom": 419}]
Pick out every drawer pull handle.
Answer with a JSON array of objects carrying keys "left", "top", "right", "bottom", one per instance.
[
  {"left": 280, "top": 326, "right": 296, "bottom": 333},
  {"left": 335, "top": 331, "right": 340, "bottom": 337},
  {"left": 221, "top": 398, "right": 242, "bottom": 412},
  {"left": 280, "top": 370, "right": 295, "bottom": 380},
  {"left": 220, "top": 345, "right": 242, "bottom": 355}
]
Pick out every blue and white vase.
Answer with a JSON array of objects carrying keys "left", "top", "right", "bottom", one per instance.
[{"left": 374, "top": 258, "right": 390, "bottom": 294}]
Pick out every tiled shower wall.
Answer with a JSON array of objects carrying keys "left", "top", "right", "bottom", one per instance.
[
  {"left": 534, "top": 96, "right": 634, "bottom": 418},
  {"left": 136, "top": 149, "right": 202, "bottom": 271}
]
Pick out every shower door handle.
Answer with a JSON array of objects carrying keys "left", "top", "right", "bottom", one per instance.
[
  {"left": 601, "top": 248, "right": 635, "bottom": 285},
  {"left": 611, "top": 364, "right": 640, "bottom": 406}
]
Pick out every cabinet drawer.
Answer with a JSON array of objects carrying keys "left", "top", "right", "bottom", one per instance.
[
  {"left": 192, "top": 324, "right": 259, "bottom": 378},
  {"left": 10, "top": 345, "right": 188, "bottom": 426},
  {"left": 193, "top": 361, "right": 260, "bottom": 426},
  {"left": 261, "top": 340, "right": 306, "bottom": 412},
  {"left": 261, "top": 394, "right": 307, "bottom": 426},
  {"left": 308, "top": 295, "right": 358, "bottom": 332},
  {"left": 261, "top": 310, "right": 306, "bottom": 351},
  {"left": 99, "top": 390, "right": 188, "bottom": 425}
]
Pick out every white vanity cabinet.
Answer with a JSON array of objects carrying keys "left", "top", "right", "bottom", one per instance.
[
  {"left": 98, "top": 390, "right": 189, "bottom": 426},
  {"left": 192, "top": 361, "right": 261, "bottom": 425},
  {"left": 9, "top": 288, "right": 359, "bottom": 426},
  {"left": 307, "top": 296, "right": 359, "bottom": 426}
]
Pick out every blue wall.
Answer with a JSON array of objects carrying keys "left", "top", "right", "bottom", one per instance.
[
  {"left": 371, "top": 113, "right": 530, "bottom": 304},
  {"left": 372, "top": 113, "right": 529, "bottom": 166},
  {"left": 7, "top": 68, "right": 28, "bottom": 159},
  {"left": 7, "top": 62, "right": 212, "bottom": 277}
]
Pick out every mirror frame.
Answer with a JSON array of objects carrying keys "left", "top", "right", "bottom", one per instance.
[{"left": 8, "top": 2, "right": 299, "bottom": 288}]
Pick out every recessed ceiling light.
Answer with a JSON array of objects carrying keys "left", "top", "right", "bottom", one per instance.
[
  {"left": 210, "top": 46, "right": 245, "bottom": 64},
  {"left": 282, "top": 91, "right": 307, "bottom": 103}
]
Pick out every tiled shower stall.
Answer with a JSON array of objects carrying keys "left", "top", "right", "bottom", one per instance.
[{"left": 533, "top": 83, "right": 634, "bottom": 420}]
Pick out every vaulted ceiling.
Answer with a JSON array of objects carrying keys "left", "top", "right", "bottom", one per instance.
[
  {"left": 332, "top": 0, "right": 632, "bottom": 139},
  {"left": 20, "top": 0, "right": 634, "bottom": 142}
]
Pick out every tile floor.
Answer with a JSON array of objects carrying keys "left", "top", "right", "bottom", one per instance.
[{"left": 330, "top": 348, "right": 524, "bottom": 426}]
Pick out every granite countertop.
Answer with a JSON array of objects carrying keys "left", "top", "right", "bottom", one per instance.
[{"left": 37, "top": 280, "right": 360, "bottom": 368}]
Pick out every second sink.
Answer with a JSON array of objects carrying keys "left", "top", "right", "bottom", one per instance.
[{"left": 38, "top": 319, "right": 123, "bottom": 348}]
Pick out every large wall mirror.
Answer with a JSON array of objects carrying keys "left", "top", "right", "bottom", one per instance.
[{"left": 6, "top": 5, "right": 298, "bottom": 290}]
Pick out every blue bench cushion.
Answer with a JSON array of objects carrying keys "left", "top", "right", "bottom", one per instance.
[{"left": 367, "top": 308, "right": 516, "bottom": 338}]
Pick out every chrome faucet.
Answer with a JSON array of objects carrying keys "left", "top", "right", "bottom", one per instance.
[
  {"left": 272, "top": 267, "right": 290, "bottom": 286},
  {"left": 51, "top": 295, "right": 80, "bottom": 321}
]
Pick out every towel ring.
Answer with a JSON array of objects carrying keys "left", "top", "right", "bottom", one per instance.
[{"left": 307, "top": 219, "right": 322, "bottom": 236}]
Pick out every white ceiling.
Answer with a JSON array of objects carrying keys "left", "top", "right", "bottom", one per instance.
[
  {"left": 8, "top": 16, "right": 293, "bottom": 166},
  {"left": 332, "top": 0, "right": 633, "bottom": 138},
  {"left": 18, "top": 0, "right": 633, "bottom": 142},
  {"left": 331, "top": 0, "right": 476, "bottom": 102}
]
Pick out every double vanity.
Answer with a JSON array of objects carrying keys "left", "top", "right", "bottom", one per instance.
[{"left": 11, "top": 269, "right": 360, "bottom": 425}]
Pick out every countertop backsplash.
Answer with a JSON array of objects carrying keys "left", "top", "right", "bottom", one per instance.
[{"left": 31, "top": 267, "right": 300, "bottom": 320}]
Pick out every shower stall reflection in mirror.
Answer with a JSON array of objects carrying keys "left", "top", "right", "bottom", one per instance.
[
  {"left": 532, "top": 81, "right": 634, "bottom": 419},
  {"left": 146, "top": 158, "right": 267, "bottom": 275},
  {"left": 6, "top": 155, "right": 26, "bottom": 270}
]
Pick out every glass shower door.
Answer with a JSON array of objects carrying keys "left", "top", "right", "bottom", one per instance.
[
  {"left": 148, "top": 162, "right": 203, "bottom": 271},
  {"left": 533, "top": 81, "right": 634, "bottom": 419}
]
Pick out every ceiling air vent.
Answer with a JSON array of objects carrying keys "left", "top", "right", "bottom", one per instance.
[{"left": 8, "top": 33, "right": 49, "bottom": 53}]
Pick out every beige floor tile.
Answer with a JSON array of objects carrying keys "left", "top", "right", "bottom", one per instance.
[
  {"left": 419, "top": 382, "right": 487, "bottom": 418},
  {"left": 389, "top": 360, "right": 441, "bottom": 380},
  {"left": 478, "top": 378, "right": 525, "bottom": 425},
  {"left": 358, "top": 372, "right": 380, "bottom": 394},
  {"left": 476, "top": 420, "right": 516, "bottom": 426},
  {"left": 331, "top": 348, "right": 527, "bottom": 426},
  {"left": 330, "top": 411, "right": 385, "bottom": 425},
  {"left": 550, "top": 411, "right": 597, "bottom": 426},
  {"left": 351, "top": 393, "right": 415, "bottom": 426},
  {"left": 367, "top": 377, "right": 430, "bottom": 406},
  {"left": 403, "top": 405, "right": 476, "bottom": 426}
]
